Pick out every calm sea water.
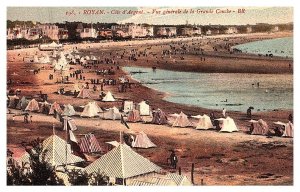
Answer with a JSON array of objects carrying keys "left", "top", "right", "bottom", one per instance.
[
  {"left": 233, "top": 37, "right": 293, "bottom": 58},
  {"left": 123, "top": 66, "right": 293, "bottom": 112}
]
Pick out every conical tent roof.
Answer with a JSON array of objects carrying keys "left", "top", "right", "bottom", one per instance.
[
  {"left": 151, "top": 108, "right": 168, "bottom": 125},
  {"left": 127, "top": 109, "right": 142, "bottom": 122},
  {"left": 79, "top": 133, "right": 102, "bottom": 153},
  {"left": 218, "top": 117, "right": 238, "bottom": 132},
  {"left": 8, "top": 95, "right": 19, "bottom": 108},
  {"left": 16, "top": 96, "right": 29, "bottom": 110},
  {"left": 172, "top": 112, "right": 194, "bottom": 127},
  {"left": 137, "top": 101, "right": 151, "bottom": 116},
  {"left": 54, "top": 53, "right": 69, "bottom": 71},
  {"left": 25, "top": 99, "right": 40, "bottom": 112},
  {"left": 49, "top": 102, "right": 63, "bottom": 115},
  {"left": 102, "top": 91, "right": 115, "bottom": 102},
  {"left": 42, "top": 135, "right": 84, "bottom": 166},
  {"left": 132, "top": 131, "right": 157, "bottom": 149},
  {"left": 283, "top": 122, "right": 293, "bottom": 137},
  {"left": 62, "top": 104, "right": 76, "bottom": 116},
  {"left": 84, "top": 143, "right": 161, "bottom": 178},
  {"left": 250, "top": 119, "right": 269, "bottom": 135},
  {"left": 77, "top": 88, "right": 92, "bottom": 99},
  {"left": 81, "top": 101, "right": 102, "bottom": 117},
  {"left": 103, "top": 106, "right": 121, "bottom": 120},
  {"left": 194, "top": 114, "right": 214, "bottom": 130}
]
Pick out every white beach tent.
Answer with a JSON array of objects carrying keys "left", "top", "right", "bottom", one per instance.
[
  {"left": 123, "top": 100, "right": 134, "bottom": 113},
  {"left": 33, "top": 55, "right": 39, "bottom": 63},
  {"left": 274, "top": 121, "right": 293, "bottom": 137},
  {"left": 192, "top": 114, "right": 214, "bottom": 130},
  {"left": 102, "top": 91, "right": 116, "bottom": 102},
  {"left": 132, "top": 131, "right": 157, "bottom": 149},
  {"left": 103, "top": 106, "right": 121, "bottom": 120},
  {"left": 172, "top": 112, "right": 194, "bottom": 127},
  {"left": 137, "top": 101, "right": 151, "bottom": 116},
  {"left": 62, "top": 104, "right": 76, "bottom": 116},
  {"left": 217, "top": 117, "right": 238, "bottom": 132},
  {"left": 81, "top": 101, "right": 102, "bottom": 117},
  {"left": 54, "top": 52, "right": 69, "bottom": 71}
]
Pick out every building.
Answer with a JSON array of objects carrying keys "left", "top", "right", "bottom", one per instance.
[
  {"left": 40, "top": 24, "right": 59, "bottom": 40},
  {"left": 180, "top": 27, "right": 201, "bottom": 36},
  {"left": 80, "top": 27, "right": 98, "bottom": 39},
  {"left": 272, "top": 26, "right": 279, "bottom": 32},
  {"left": 111, "top": 24, "right": 154, "bottom": 38},
  {"left": 225, "top": 26, "right": 238, "bottom": 34},
  {"left": 156, "top": 27, "right": 177, "bottom": 37},
  {"left": 98, "top": 28, "right": 113, "bottom": 39},
  {"left": 58, "top": 28, "right": 69, "bottom": 39},
  {"left": 246, "top": 26, "right": 253, "bottom": 33}
]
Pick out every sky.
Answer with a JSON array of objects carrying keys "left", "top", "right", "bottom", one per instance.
[{"left": 7, "top": 7, "right": 293, "bottom": 25}]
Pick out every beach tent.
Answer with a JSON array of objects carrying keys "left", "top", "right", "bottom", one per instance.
[
  {"left": 166, "top": 173, "right": 192, "bottom": 186},
  {"left": 85, "top": 56, "right": 90, "bottom": 60},
  {"left": 132, "top": 131, "right": 157, "bottom": 149},
  {"left": 102, "top": 91, "right": 116, "bottom": 102},
  {"left": 77, "top": 88, "right": 92, "bottom": 99},
  {"left": 275, "top": 121, "right": 294, "bottom": 138},
  {"left": 193, "top": 114, "right": 214, "bottom": 130},
  {"left": 63, "top": 116, "right": 77, "bottom": 131},
  {"left": 172, "top": 112, "right": 194, "bottom": 127},
  {"left": 84, "top": 143, "right": 161, "bottom": 181},
  {"left": 8, "top": 95, "right": 19, "bottom": 108},
  {"left": 283, "top": 122, "right": 293, "bottom": 137},
  {"left": 33, "top": 55, "right": 39, "bottom": 63},
  {"left": 249, "top": 119, "right": 269, "bottom": 135},
  {"left": 16, "top": 96, "right": 29, "bottom": 110},
  {"left": 137, "top": 101, "right": 151, "bottom": 116},
  {"left": 54, "top": 53, "right": 69, "bottom": 71},
  {"left": 103, "top": 106, "right": 121, "bottom": 120},
  {"left": 91, "top": 55, "right": 97, "bottom": 61},
  {"left": 151, "top": 108, "right": 168, "bottom": 125},
  {"left": 40, "top": 55, "right": 50, "bottom": 64},
  {"left": 81, "top": 101, "right": 102, "bottom": 117},
  {"left": 38, "top": 100, "right": 51, "bottom": 114},
  {"left": 79, "top": 133, "right": 102, "bottom": 153},
  {"left": 62, "top": 104, "right": 76, "bottom": 116},
  {"left": 123, "top": 100, "right": 134, "bottom": 113},
  {"left": 127, "top": 109, "right": 142, "bottom": 122},
  {"left": 217, "top": 117, "right": 238, "bottom": 132},
  {"left": 49, "top": 102, "right": 63, "bottom": 115},
  {"left": 25, "top": 99, "right": 40, "bottom": 112}
]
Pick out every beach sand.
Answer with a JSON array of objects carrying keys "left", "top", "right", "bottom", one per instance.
[{"left": 7, "top": 31, "right": 293, "bottom": 185}]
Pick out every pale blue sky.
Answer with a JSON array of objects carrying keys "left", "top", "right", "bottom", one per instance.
[{"left": 7, "top": 7, "right": 293, "bottom": 25}]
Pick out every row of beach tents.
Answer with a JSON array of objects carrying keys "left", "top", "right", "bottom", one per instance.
[{"left": 7, "top": 95, "right": 293, "bottom": 137}]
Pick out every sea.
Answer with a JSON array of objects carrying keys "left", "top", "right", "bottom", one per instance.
[
  {"left": 123, "top": 37, "right": 293, "bottom": 112},
  {"left": 233, "top": 37, "right": 293, "bottom": 58}
]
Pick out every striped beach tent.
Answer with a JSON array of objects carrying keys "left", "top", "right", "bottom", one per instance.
[
  {"left": 79, "top": 133, "right": 102, "bottom": 153},
  {"left": 77, "top": 88, "right": 92, "bottom": 99},
  {"left": 127, "top": 109, "right": 142, "bottom": 122},
  {"left": 25, "top": 99, "right": 40, "bottom": 112},
  {"left": 249, "top": 119, "right": 269, "bottom": 135},
  {"left": 172, "top": 112, "right": 194, "bottom": 127},
  {"left": 84, "top": 143, "right": 161, "bottom": 181},
  {"left": 49, "top": 102, "right": 63, "bottom": 115}
]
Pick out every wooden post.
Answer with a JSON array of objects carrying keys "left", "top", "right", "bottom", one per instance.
[
  {"left": 201, "top": 179, "right": 204, "bottom": 186},
  {"left": 179, "top": 167, "right": 181, "bottom": 175},
  {"left": 191, "top": 163, "right": 195, "bottom": 185}
]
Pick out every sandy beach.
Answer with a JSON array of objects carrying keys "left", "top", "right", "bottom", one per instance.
[{"left": 7, "top": 31, "right": 293, "bottom": 185}]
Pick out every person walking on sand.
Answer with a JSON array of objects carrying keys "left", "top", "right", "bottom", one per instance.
[{"left": 222, "top": 108, "right": 226, "bottom": 118}]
